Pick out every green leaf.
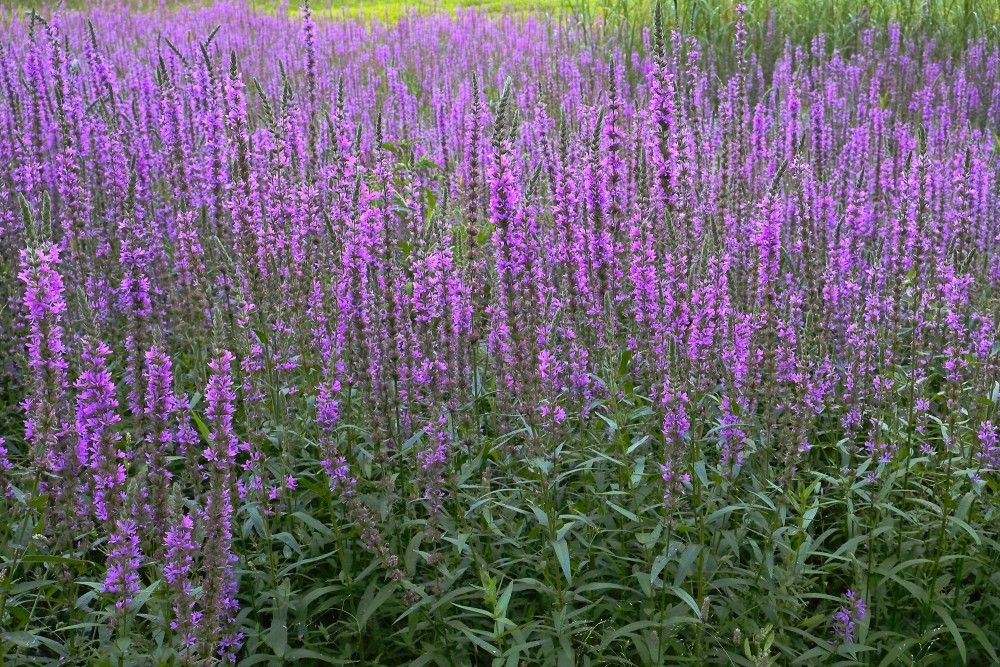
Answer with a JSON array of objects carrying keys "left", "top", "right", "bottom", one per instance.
[
  {"left": 801, "top": 505, "right": 818, "bottom": 530},
  {"left": 599, "top": 620, "right": 676, "bottom": 649},
  {"left": 607, "top": 501, "right": 638, "bottom": 522},
  {"left": 285, "top": 648, "right": 347, "bottom": 664},
  {"left": 291, "top": 511, "right": 333, "bottom": 537},
  {"left": 297, "top": 585, "right": 341, "bottom": 613},
  {"left": 1, "top": 631, "right": 66, "bottom": 653},
  {"left": 636, "top": 570, "right": 652, "bottom": 598},
  {"left": 959, "top": 618, "right": 999, "bottom": 663},
  {"left": 9, "top": 579, "right": 56, "bottom": 595},
  {"left": 477, "top": 222, "right": 495, "bottom": 245},
  {"left": 627, "top": 435, "right": 650, "bottom": 455},
  {"left": 268, "top": 621, "right": 288, "bottom": 659},
  {"left": 552, "top": 539, "right": 572, "bottom": 585},
  {"left": 574, "top": 582, "right": 636, "bottom": 595},
  {"left": 503, "top": 640, "right": 543, "bottom": 667},
  {"left": 2, "top": 631, "right": 41, "bottom": 648},
  {"left": 453, "top": 603, "right": 495, "bottom": 618},
  {"left": 190, "top": 410, "right": 212, "bottom": 444},
  {"left": 946, "top": 515, "right": 982, "bottom": 545},
  {"left": 129, "top": 580, "right": 161, "bottom": 613},
  {"left": 244, "top": 505, "right": 266, "bottom": 539},
  {"left": 673, "top": 544, "right": 701, "bottom": 587},
  {"left": 886, "top": 573, "right": 929, "bottom": 604},
  {"left": 556, "top": 521, "right": 576, "bottom": 541},
  {"left": 496, "top": 581, "right": 514, "bottom": 618},
  {"left": 19, "top": 554, "right": 87, "bottom": 566},
  {"left": 650, "top": 554, "right": 668, "bottom": 584},
  {"left": 595, "top": 412, "right": 618, "bottom": 433},
  {"left": 933, "top": 604, "right": 966, "bottom": 664},
  {"left": 630, "top": 455, "right": 646, "bottom": 488},
  {"left": 272, "top": 531, "right": 303, "bottom": 555},
  {"left": 877, "top": 637, "right": 918, "bottom": 667},
  {"left": 669, "top": 585, "right": 702, "bottom": 618},
  {"left": 452, "top": 621, "right": 500, "bottom": 656},
  {"left": 693, "top": 460, "right": 708, "bottom": 486},
  {"left": 357, "top": 580, "right": 399, "bottom": 631},
  {"left": 268, "top": 579, "right": 291, "bottom": 658}
]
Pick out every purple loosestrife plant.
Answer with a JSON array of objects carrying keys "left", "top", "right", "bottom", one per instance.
[
  {"left": 199, "top": 349, "right": 242, "bottom": 662},
  {"left": 102, "top": 518, "right": 142, "bottom": 618},
  {"left": 18, "top": 222, "right": 83, "bottom": 545},
  {"left": 139, "top": 344, "right": 182, "bottom": 536},
  {"left": 163, "top": 505, "right": 200, "bottom": 661},
  {"left": 831, "top": 590, "right": 867, "bottom": 647},
  {"left": 0, "top": 437, "right": 11, "bottom": 497},
  {"left": 75, "top": 336, "right": 123, "bottom": 526},
  {"left": 19, "top": 241, "right": 68, "bottom": 468},
  {"left": 316, "top": 361, "right": 356, "bottom": 496}
]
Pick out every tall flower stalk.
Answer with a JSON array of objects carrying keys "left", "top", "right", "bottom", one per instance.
[{"left": 198, "top": 349, "right": 242, "bottom": 662}]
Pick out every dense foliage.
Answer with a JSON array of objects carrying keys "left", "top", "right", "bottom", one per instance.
[{"left": 1, "top": 2, "right": 999, "bottom": 665}]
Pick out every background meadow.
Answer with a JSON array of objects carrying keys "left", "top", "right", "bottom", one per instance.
[{"left": 1, "top": 1, "right": 999, "bottom": 665}]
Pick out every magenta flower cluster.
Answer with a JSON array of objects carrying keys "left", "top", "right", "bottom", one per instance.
[{"left": 832, "top": 589, "right": 867, "bottom": 646}]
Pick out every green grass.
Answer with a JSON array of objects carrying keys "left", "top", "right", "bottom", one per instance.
[{"left": 269, "top": 0, "right": 1000, "bottom": 47}]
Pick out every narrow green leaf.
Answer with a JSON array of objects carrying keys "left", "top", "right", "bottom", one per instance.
[
  {"left": 553, "top": 539, "right": 572, "bottom": 585},
  {"left": 607, "top": 501, "right": 638, "bottom": 522},
  {"left": 496, "top": 581, "right": 513, "bottom": 618},
  {"left": 933, "top": 604, "right": 966, "bottom": 664},
  {"left": 358, "top": 580, "right": 399, "bottom": 631},
  {"left": 453, "top": 622, "right": 500, "bottom": 656},
  {"left": 453, "top": 603, "right": 495, "bottom": 618},
  {"left": 669, "top": 586, "right": 702, "bottom": 618},
  {"left": 129, "top": 580, "right": 161, "bottom": 613}
]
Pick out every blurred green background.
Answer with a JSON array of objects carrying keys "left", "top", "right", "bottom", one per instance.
[{"left": 2, "top": 0, "right": 999, "bottom": 55}]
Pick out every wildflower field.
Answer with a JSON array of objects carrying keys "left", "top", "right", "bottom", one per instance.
[{"left": 1, "top": 0, "right": 999, "bottom": 664}]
